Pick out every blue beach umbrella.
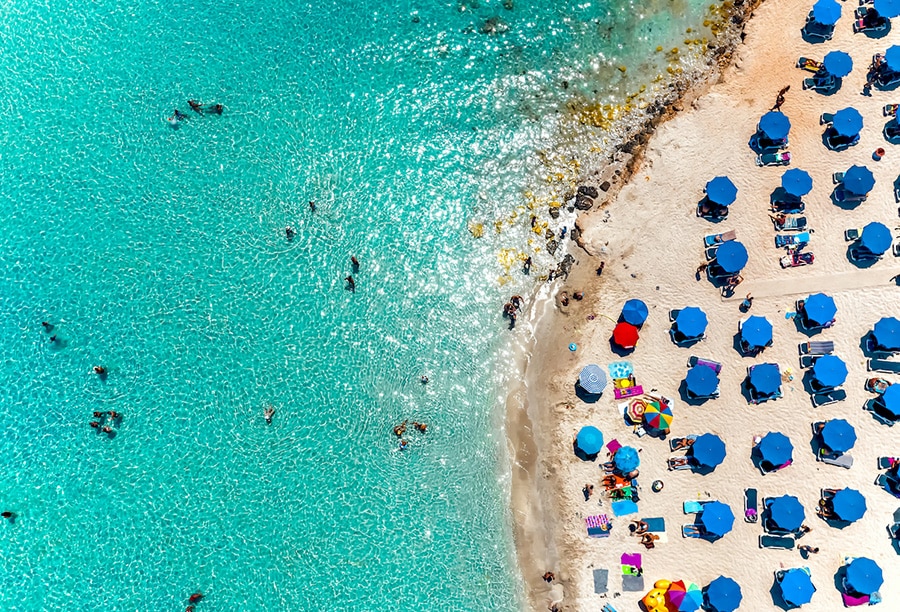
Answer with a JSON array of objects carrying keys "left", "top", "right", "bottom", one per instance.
[
  {"left": 832, "top": 107, "right": 863, "bottom": 137},
  {"left": 812, "top": 354, "right": 848, "bottom": 388},
  {"left": 823, "top": 51, "right": 853, "bottom": 78},
  {"left": 845, "top": 558, "right": 883, "bottom": 595},
  {"left": 768, "top": 495, "right": 805, "bottom": 532},
  {"left": 842, "top": 165, "right": 875, "bottom": 196},
  {"left": 759, "top": 111, "right": 791, "bottom": 141},
  {"left": 705, "top": 176, "right": 738, "bottom": 206},
  {"left": 741, "top": 315, "right": 773, "bottom": 349},
  {"left": 860, "top": 222, "right": 892, "bottom": 255},
  {"left": 779, "top": 568, "right": 816, "bottom": 606},
  {"left": 781, "top": 168, "right": 813, "bottom": 197},
  {"left": 715, "top": 240, "right": 748, "bottom": 274},
  {"left": 874, "top": 0, "right": 900, "bottom": 19},
  {"left": 699, "top": 501, "right": 735, "bottom": 537},
  {"left": 621, "top": 299, "right": 649, "bottom": 326},
  {"left": 578, "top": 365, "right": 607, "bottom": 395},
  {"left": 690, "top": 433, "right": 726, "bottom": 469},
  {"left": 873, "top": 317, "right": 900, "bottom": 351},
  {"left": 749, "top": 363, "right": 781, "bottom": 395},
  {"left": 831, "top": 488, "right": 867, "bottom": 522},
  {"left": 885, "top": 45, "right": 900, "bottom": 72},
  {"left": 575, "top": 426, "right": 603, "bottom": 455},
  {"left": 614, "top": 445, "right": 640, "bottom": 473},
  {"left": 820, "top": 419, "right": 856, "bottom": 453},
  {"left": 803, "top": 293, "right": 836, "bottom": 326},
  {"left": 812, "top": 0, "right": 842, "bottom": 25},
  {"left": 880, "top": 384, "right": 900, "bottom": 419},
  {"left": 675, "top": 307, "right": 708, "bottom": 339},
  {"left": 685, "top": 364, "right": 719, "bottom": 397},
  {"left": 705, "top": 576, "right": 742, "bottom": 612},
  {"left": 758, "top": 432, "right": 793, "bottom": 468}
]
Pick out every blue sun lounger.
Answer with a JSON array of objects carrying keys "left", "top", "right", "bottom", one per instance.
[
  {"left": 745, "top": 488, "right": 758, "bottom": 523},
  {"left": 868, "top": 359, "right": 900, "bottom": 373},
  {"left": 760, "top": 534, "right": 795, "bottom": 549},
  {"left": 775, "top": 232, "right": 810, "bottom": 248},
  {"left": 757, "top": 152, "right": 791, "bottom": 167}
]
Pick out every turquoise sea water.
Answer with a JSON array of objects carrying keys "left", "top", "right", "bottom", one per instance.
[{"left": 0, "top": 1, "right": 716, "bottom": 609}]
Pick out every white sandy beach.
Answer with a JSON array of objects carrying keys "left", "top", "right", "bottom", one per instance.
[{"left": 510, "top": 0, "right": 900, "bottom": 609}]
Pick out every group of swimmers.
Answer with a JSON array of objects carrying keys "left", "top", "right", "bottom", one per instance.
[
  {"left": 393, "top": 420, "right": 428, "bottom": 450},
  {"left": 168, "top": 100, "right": 224, "bottom": 127},
  {"left": 346, "top": 255, "right": 359, "bottom": 292},
  {"left": 90, "top": 411, "right": 122, "bottom": 436},
  {"left": 502, "top": 295, "right": 524, "bottom": 328},
  {"left": 185, "top": 592, "right": 204, "bottom": 612}
]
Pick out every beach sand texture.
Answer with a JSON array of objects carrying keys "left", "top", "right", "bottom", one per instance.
[{"left": 514, "top": 0, "right": 900, "bottom": 609}]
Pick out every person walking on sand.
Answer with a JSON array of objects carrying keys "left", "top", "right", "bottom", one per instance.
[{"left": 771, "top": 85, "right": 790, "bottom": 111}]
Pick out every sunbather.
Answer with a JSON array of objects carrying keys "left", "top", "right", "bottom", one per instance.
[
  {"left": 671, "top": 438, "right": 695, "bottom": 451},
  {"left": 630, "top": 520, "right": 649, "bottom": 534},
  {"left": 640, "top": 533, "right": 659, "bottom": 549},
  {"left": 668, "top": 457, "right": 690, "bottom": 469}
]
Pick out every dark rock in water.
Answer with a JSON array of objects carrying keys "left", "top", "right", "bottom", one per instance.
[
  {"left": 574, "top": 194, "right": 593, "bottom": 210},
  {"left": 548, "top": 206, "right": 561, "bottom": 219},
  {"left": 545, "top": 228, "right": 555, "bottom": 240},
  {"left": 600, "top": 180, "right": 611, "bottom": 192},
  {"left": 502, "top": 0, "right": 514, "bottom": 9},
  {"left": 577, "top": 186, "right": 599, "bottom": 199},
  {"left": 563, "top": 189, "right": 575, "bottom": 202},
  {"left": 480, "top": 16, "right": 509, "bottom": 35},
  {"left": 547, "top": 239, "right": 559, "bottom": 256},
  {"left": 411, "top": 13, "right": 420, "bottom": 23},
  {"left": 570, "top": 226, "right": 581, "bottom": 242},
  {"left": 556, "top": 254, "right": 575, "bottom": 279}
]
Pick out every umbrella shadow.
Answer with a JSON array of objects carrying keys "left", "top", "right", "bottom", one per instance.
[
  {"left": 608, "top": 338, "right": 636, "bottom": 357},
  {"left": 801, "top": 23, "right": 835, "bottom": 44},
  {"left": 670, "top": 328, "right": 704, "bottom": 348},
  {"left": 863, "top": 22, "right": 893, "bottom": 40},
  {"left": 678, "top": 380, "right": 713, "bottom": 406},
  {"left": 793, "top": 314, "right": 824, "bottom": 337},
  {"left": 748, "top": 132, "right": 786, "bottom": 155},
  {"left": 690, "top": 462, "right": 718, "bottom": 476},
  {"left": 574, "top": 383, "right": 602, "bottom": 404},
  {"left": 832, "top": 566, "right": 847, "bottom": 594},
  {"left": 884, "top": 119, "right": 900, "bottom": 143},
  {"left": 769, "top": 580, "right": 797, "bottom": 611},
  {"left": 846, "top": 245, "right": 879, "bottom": 268},
  {"left": 572, "top": 442, "right": 599, "bottom": 462},
  {"left": 830, "top": 187, "right": 863, "bottom": 210},
  {"left": 820, "top": 515, "right": 853, "bottom": 529},
  {"left": 740, "top": 379, "right": 756, "bottom": 405},
  {"left": 822, "top": 130, "right": 857, "bottom": 152},
  {"left": 809, "top": 79, "right": 841, "bottom": 96},
  {"left": 732, "top": 331, "right": 762, "bottom": 358}
]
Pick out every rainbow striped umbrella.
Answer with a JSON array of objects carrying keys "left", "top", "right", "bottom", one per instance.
[{"left": 643, "top": 401, "right": 673, "bottom": 432}]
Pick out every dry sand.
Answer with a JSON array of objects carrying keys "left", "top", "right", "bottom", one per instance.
[{"left": 510, "top": 0, "right": 900, "bottom": 609}]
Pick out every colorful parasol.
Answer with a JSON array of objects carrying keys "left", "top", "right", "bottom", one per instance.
[{"left": 643, "top": 401, "right": 673, "bottom": 432}]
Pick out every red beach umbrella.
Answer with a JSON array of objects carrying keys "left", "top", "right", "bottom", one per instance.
[{"left": 613, "top": 322, "right": 639, "bottom": 348}]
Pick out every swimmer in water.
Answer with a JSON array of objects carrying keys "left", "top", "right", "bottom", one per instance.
[
  {"left": 285, "top": 226, "right": 295, "bottom": 241},
  {"left": 188, "top": 593, "right": 204, "bottom": 604},
  {"left": 351, "top": 255, "right": 359, "bottom": 271},
  {"left": 264, "top": 406, "right": 275, "bottom": 425},
  {"left": 188, "top": 100, "right": 203, "bottom": 114},
  {"left": 345, "top": 275, "right": 355, "bottom": 292},
  {"left": 393, "top": 421, "right": 407, "bottom": 437},
  {"left": 399, "top": 439, "right": 409, "bottom": 450},
  {"left": 93, "top": 366, "right": 106, "bottom": 375},
  {"left": 205, "top": 103, "right": 223, "bottom": 115},
  {"left": 413, "top": 422, "right": 427, "bottom": 433}
]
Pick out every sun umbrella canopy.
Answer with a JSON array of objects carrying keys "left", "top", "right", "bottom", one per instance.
[
  {"left": 705, "top": 576, "right": 742, "bottom": 612},
  {"left": 875, "top": 0, "right": 900, "bottom": 19},
  {"left": 759, "top": 111, "right": 791, "bottom": 141},
  {"left": 813, "top": 0, "right": 842, "bottom": 23},
  {"left": 842, "top": 165, "right": 875, "bottom": 196},
  {"left": 768, "top": 495, "right": 805, "bottom": 531},
  {"left": 820, "top": 419, "right": 857, "bottom": 453},
  {"left": 845, "top": 558, "right": 883, "bottom": 595},
  {"left": 823, "top": 50, "right": 853, "bottom": 77},
  {"left": 741, "top": 315, "right": 773, "bottom": 349},
  {"left": 667, "top": 581, "right": 703, "bottom": 612},
  {"left": 621, "top": 299, "right": 649, "bottom": 326},
  {"left": 643, "top": 401, "right": 673, "bottom": 431},
  {"left": 758, "top": 432, "right": 793, "bottom": 468},
  {"left": 675, "top": 307, "right": 708, "bottom": 339},
  {"left": 860, "top": 222, "right": 892, "bottom": 255},
  {"left": 804, "top": 293, "right": 836, "bottom": 326},
  {"left": 690, "top": 433, "right": 726, "bottom": 468},
  {"left": 749, "top": 363, "right": 781, "bottom": 395},
  {"left": 685, "top": 364, "right": 720, "bottom": 397},
  {"left": 699, "top": 501, "right": 735, "bottom": 537},
  {"left": 779, "top": 568, "right": 816, "bottom": 606},
  {"left": 831, "top": 488, "right": 867, "bottom": 522},
  {"left": 578, "top": 364, "right": 607, "bottom": 394},
  {"left": 715, "top": 240, "right": 748, "bottom": 274},
  {"left": 880, "top": 384, "right": 900, "bottom": 419},
  {"left": 781, "top": 168, "right": 813, "bottom": 197},
  {"left": 832, "top": 107, "right": 863, "bottom": 137},
  {"left": 885, "top": 45, "right": 900, "bottom": 72},
  {"left": 812, "top": 354, "right": 848, "bottom": 388},
  {"left": 613, "top": 321, "right": 639, "bottom": 348},
  {"left": 614, "top": 445, "right": 640, "bottom": 473},
  {"left": 575, "top": 426, "right": 603, "bottom": 455},
  {"left": 706, "top": 176, "right": 738, "bottom": 206},
  {"left": 873, "top": 317, "right": 900, "bottom": 351}
]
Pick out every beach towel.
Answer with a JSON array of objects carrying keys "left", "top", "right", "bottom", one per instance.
[
  {"left": 612, "top": 500, "right": 639, "bottom": 517},
  {"left": 601, "top": 604, "right": 619, "bottom": 612},
  {"left": 608, "top": 361, "right": 633, "bottom": 379},
  {"left": 614, "top": 385, "right": 643, "bottom": 400},
  {"left": 620, "top": 553, "right": 641, "bottom": 569},
  {"left": 642, "top": 517, "right": 666, "bottom": 532},
  {"left": 621, "top": 575, "right": 645, "bottom": 592},
  {"left": 592, "top": 569, "right": 609, "bottom": 594},
  {"left": 683, "top": 500, "right": 704, "bottom": 514},
  {"left": 585, "top": 515, "right": 612, "bottom": 537}
]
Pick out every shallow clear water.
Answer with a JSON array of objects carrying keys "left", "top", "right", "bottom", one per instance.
[{"left": 0, "top": 0, "right": 716, "bottom": 609}]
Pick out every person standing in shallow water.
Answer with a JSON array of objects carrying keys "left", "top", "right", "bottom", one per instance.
[
  {"left": 351, "top": 255, "right": 359, "bottom": 271},
  {"left": 345, "top": 275, "right": 355, "bottom": 292}
]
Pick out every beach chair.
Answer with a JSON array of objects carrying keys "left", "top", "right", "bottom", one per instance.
[
  {"left": 868, "top": 359, "right": 900, "bottom": 373},
  {"left": 865, "top": 336, "right": 894, "bottom": 357},
  {"left": 703, "top": 230, "right": 736, "bottom": 247},
  {"left": 771, "top": 200, "right": 805, "bottom": 214},
  {"left": 844, "top": 228, "right": 862, "bottom": 241},
  {"left": 849, "top": 247, "right": 879, "bottom": 263},
  {"left": 782, "top": 249, "right": 814, "bottom": 269},
  {"left": 775, "top": 232, "right": 810, "bottom": 248},
  {"left": 885, "top": 104, "right": 899, "bottom": 117},
  {"left": 745, "top": 489, "right": 758, "bottom": 523},
  {"left": 687, "top": 356, "right": 722, "bottom": 374},
  {"left": 601, "top": 604, "right": 619, "bottom": 612},
  {"left": 820, "top": 451, "right": 854, "bottom": 468},
  {"left": 799, "top": 354, "right": 817, "bottom": 369},
  {"left": 796, "top": 57, "right": 822, "bottom": 72},
  {"left": 877, "top": 456, "right": 898, "bottom": 469},
  {"left": 774, "top": 215, "right": 807, "bottom": 231},
  {"left": 759, "top": 534, "right": 795, "bottom": 550},
  {"left": 798, "top": 340, "right": 834, "bottom": 355},
  {"left": 683, "top": 500, "right": 706, "bottom": 514},
  {"left": 812, "top": 388, "right": 847, "bottom": 407},
  {"left": 803, "top": 75, "right": 836, "bottom": 92},
  {"left": 669, "top": 434, "right": 698, "bottom": 451},
  {"left": 668, "top": 458, "right": 693, "bottom": 471},
  {"left": 757, "top": 151, "right": 791, "bottom": 167},
  {"left": 820, "top": 112, "right": 835, "bottom": 125},
  {"left": 682, "top": 524, "right": 703, "bottom": 538},
  {"left": 893, "top": 243, "right": 900, "bottom": 257},
  {"left": 802, "top": 20, "right": 834, "bottom": 41},
  {"left": 832, "top": 171, "right": 845, "bottom": 184}
]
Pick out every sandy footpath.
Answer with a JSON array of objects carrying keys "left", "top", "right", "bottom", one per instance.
[{"left": 509, "top": 0, "right": 900, "bottom": 609}]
